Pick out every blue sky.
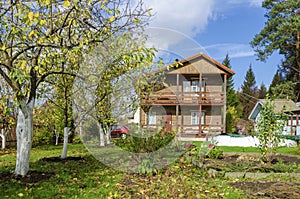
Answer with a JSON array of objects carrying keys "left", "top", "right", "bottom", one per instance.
[{"left": 145, "top": 0, "right": 282, "bottom": 90}]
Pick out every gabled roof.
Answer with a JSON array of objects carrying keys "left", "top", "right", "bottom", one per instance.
[
  {"left": 159, "top": 52, "right": 235, "bottom": 76},
  {"left": 248, "top": 99, "right": 300, "bottom": 120}
]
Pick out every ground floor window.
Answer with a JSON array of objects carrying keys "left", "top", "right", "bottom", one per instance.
[
  {"left": 191, "top": 111, "right": 205, "bottom": 125},
  {"left": 146, "top": 112, "right": 156, "bottom": 125}
]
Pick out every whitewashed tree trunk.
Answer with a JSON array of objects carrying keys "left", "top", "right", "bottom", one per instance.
[
  {"left": 79, "top": 119, "right": 84, "bottom": 138},
  {"left": 1, "top": 129, "right": 5, "bottom": 150},
  {"left": 105, "top": 125, "right": 111, "bottom": 145},
  {"left": 15, "top": 100, "right": 34, "bottom": 176},
  {"left": 55, "top": 129, "right": 59, "bottom": 146},
  {"left": 97, "top": 122, "right": 105, "bottom": 147},
  {"left": 61, "top": 127, "right": 70, "bottom": 159}
]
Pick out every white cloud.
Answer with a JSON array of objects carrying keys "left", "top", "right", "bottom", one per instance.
[
  {"left": 147, "top": 0, "right": 215, "bottom": 37},
  {"left": 204, "top": 43, "right": 255, "bottom": 59},
  {"left": 223, "top": 0, "right": 262, "bottom": 7},
  {"left": 144, "top": 0, "right": 261, "bottom": 58},
  {"left": 145, "top": 0, "right": 215, "bottom": 51}
]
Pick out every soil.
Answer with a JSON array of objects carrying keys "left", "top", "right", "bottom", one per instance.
[
  {"left": 0, "top": 171, "right": 54, "bottom": 184},
  {"left": 221, "top": 153, "right": 300, "bottom": 164},
  {"left": 230, "top": 181, "right": 300, "bottom": 199},
  {"left": 39, "top": 156, "right": 85, "bottom": 162},
  {"left": 0, "top": 156, "right": 84, "bottom": 184},
  {"left": 221, "top": 153, "right": 300, "bottom": 198}
]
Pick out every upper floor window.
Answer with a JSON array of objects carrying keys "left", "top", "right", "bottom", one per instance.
[{"left": 183, "top": 79, "right": 205, "bottom": 92}]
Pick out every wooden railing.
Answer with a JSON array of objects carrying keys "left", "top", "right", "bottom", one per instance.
[
  {"left": 141, "top": 91, "right": 225, "bottom": 105},
  {"left": 142, "top": 124, "right": 224, "bottom": 135}
]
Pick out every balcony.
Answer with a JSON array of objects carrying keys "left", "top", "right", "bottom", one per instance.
[{"left": 141, "top": 91, "right": 225, "bottom": 106}]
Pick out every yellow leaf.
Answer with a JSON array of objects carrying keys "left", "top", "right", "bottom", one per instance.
[
  {"left": 63, "top": 0, "right": 71, "bottom": 7},
  {"left": 18, "top": 193, "right": 24, "bottom": 197},
  {"left": 28, "top": 31, "right": 35, "bottom": 39},
  {"left": 39, "top": 19, "right": 46, "bottom": 25},
  {"left": 1, "top": 45, "right": 5, "bottom": 51},
  {"left": 109, "top": 16, "right": 115, "bottom": 22},
  {"left": 28, "top": 12, "right": 34, "bottom": 21}
]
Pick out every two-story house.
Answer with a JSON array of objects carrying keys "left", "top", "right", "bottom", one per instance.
[{"left": 137, "top": 52, "right": 234, "bottom": 138}]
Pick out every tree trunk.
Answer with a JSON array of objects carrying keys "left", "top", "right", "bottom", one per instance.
[
  {"left": 15, "top": 100, "right": 34, "bottom": 176},
  {"left": 97, "top": 122, "right": 105, "bottom": 147},
  {"left": 105, "top": 125, "right": 111, "bottom": 145},
  {"left": 55, "top": 129, "right": 59, "bottom": 146},
  {"left": 79, "top": 119, "right": 84, "bottom": 138},
  {"left": 61, "top": 127, "right": 70, "bottom": 159},
  {"left": 1, "top": 129, "right": 5, "bottom": 150}
]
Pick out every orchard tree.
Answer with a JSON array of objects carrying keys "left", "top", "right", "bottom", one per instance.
[
  {"left": 0, "top": 81, "right": 15, "bottom": 149},
  {"left": 75, "top": 33, "right": 159, "bottom": 147},
  {"left": 255, "top": 97, "right": 287, "bottom": 162},
  {"left": 251, "top": 0, "right": 300, "bottom": 99},
  {"left": 0, "top": 0, "right": 153, "bottom": 176}
]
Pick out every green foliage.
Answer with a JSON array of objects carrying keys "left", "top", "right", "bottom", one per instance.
[
  {"left": 269, "top": 81, "right": 296, "bottom": 101},
  {"left": 251, "top": 0, "right": 300, "bottom": 100},
  {"left": 239, "top": 65, "right": 257, "bottom": 119},
  {"left": 255, "top": 97, "right": 288, "bottom": 162},
  {"left": 33, "top": 104, "right": 56, "bottom": 146},
  {"left": 113, "top": 129, "right": 177, "bottom": 153},
  {"left": 222, "top": 54, "right": 241, "bottom": 133},
  {"left": 258, "top": 83, "right": 267, "bottom": 99},
  {"left": 186, "top": 142, "right": 224, "bottom": 160},
  {"left": 268, "top": 70, "right": 284, "bottom": 94},
  {"left": 207, "top": 145, "right": 223, "bottom": 159},
  {"left": 113, "top": 129, "right": 180, "bottom": 175},
  {"left": 226, "top": 106, "right": 240, "bottom": 134}
]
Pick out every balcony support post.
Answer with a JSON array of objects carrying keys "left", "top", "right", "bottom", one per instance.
[
  {"left": 223, "top": 74, "right": 227, "bottom": 133},
  {"left": 198, "top": 73, "right": 202, "bottom": 136}
]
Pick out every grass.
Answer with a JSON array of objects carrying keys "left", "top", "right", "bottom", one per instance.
[
  {"left": 0, "top": 143, "right": 299, "bottom": 198},
  {"left": 191, "top": 141, "right": 300, "bottom": 155}
]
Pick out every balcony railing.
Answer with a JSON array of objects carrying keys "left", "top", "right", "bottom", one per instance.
[{"left": 141, "top": 91, "right": 225, "bottom": 105}]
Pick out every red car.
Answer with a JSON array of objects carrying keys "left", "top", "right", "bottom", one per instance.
[{"left": 110, "top": 124, "right": 129, "bottom": 139}]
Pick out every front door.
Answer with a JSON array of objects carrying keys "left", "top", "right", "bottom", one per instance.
[{"left": 164, "top": 114, "right": 172, "bottom": 132}]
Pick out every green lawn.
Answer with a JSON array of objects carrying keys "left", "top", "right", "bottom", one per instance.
[{"left": 0, "top": 143, "right": 299, "bottom": 198}]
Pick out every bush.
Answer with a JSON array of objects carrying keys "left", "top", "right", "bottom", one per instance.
[
  {"left": 207, "top": 144, "right": 223, "bottom": 159},
  {"left": 113, "top": 128, "right": 178, "bottom": 153},
  {"left": 113, "top": 128, "right": 182, "bottom": 175}
]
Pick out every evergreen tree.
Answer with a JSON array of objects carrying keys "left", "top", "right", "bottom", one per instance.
[
  {"left": 222, "top": 54, "right": 240, "bottom": 133},
  {"left": 258, "top": 83, "right": 267, "bottom": 99},
  {"left": 269, "top": 81, "right": 296, "bottom": 100},
  {"left": 240, "top": 65, "right": 257, "bottom": 119},
  {"left": 268, "top": 70, "right": 283, "bottom": 96},
  {"left": 251, "top": 1, "right": 300, "bottom": 100}
]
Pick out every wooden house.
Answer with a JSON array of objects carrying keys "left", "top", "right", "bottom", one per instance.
[
  {"left": 248, "top": 99, "right": 300, "bottom": 136},
  {"left": 138, "top": 52, "right": 234, "bottom": 138}
]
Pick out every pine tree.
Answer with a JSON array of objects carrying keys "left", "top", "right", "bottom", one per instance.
[
  {"left": 240, "top": 65, "right": 257, "bottom": 119},
  {"left": 223, "top": 54, "right": 240, "bottom": 133},
  {"left": 268, "top": 70, "right": 283, "bottom": 96},
  {"left": 258, "top": 83, "right": 267, "bottom": 99}
]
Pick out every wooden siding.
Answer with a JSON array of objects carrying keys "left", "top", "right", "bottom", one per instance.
[{"left": 169, "top": 59, "right": 225, "bottom": 74}]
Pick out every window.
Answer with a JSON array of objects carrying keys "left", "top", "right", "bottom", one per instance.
[
  {"left": 191, "top": 111, "right": 199, "bottom": 125},
  {"left": 183, "top": 81, "right": 190, "bottom": 92},
  {"left": 201, "top": 111, "right": 205, "bottom": 125},
  {"left": 201, "top": 80, "right": 206, "bottom": 92},
  {"left": 183, "top": 79, "right": 205, "bottom": 92},
  {"left": 191, "top": 80, "right": 200, "bottom": 92},
  {"left": 146, "top": 112, "right": 156, "bottom": 125},
  {"left": 191, "top": 111, "right": 205, "bottom": 125}
]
